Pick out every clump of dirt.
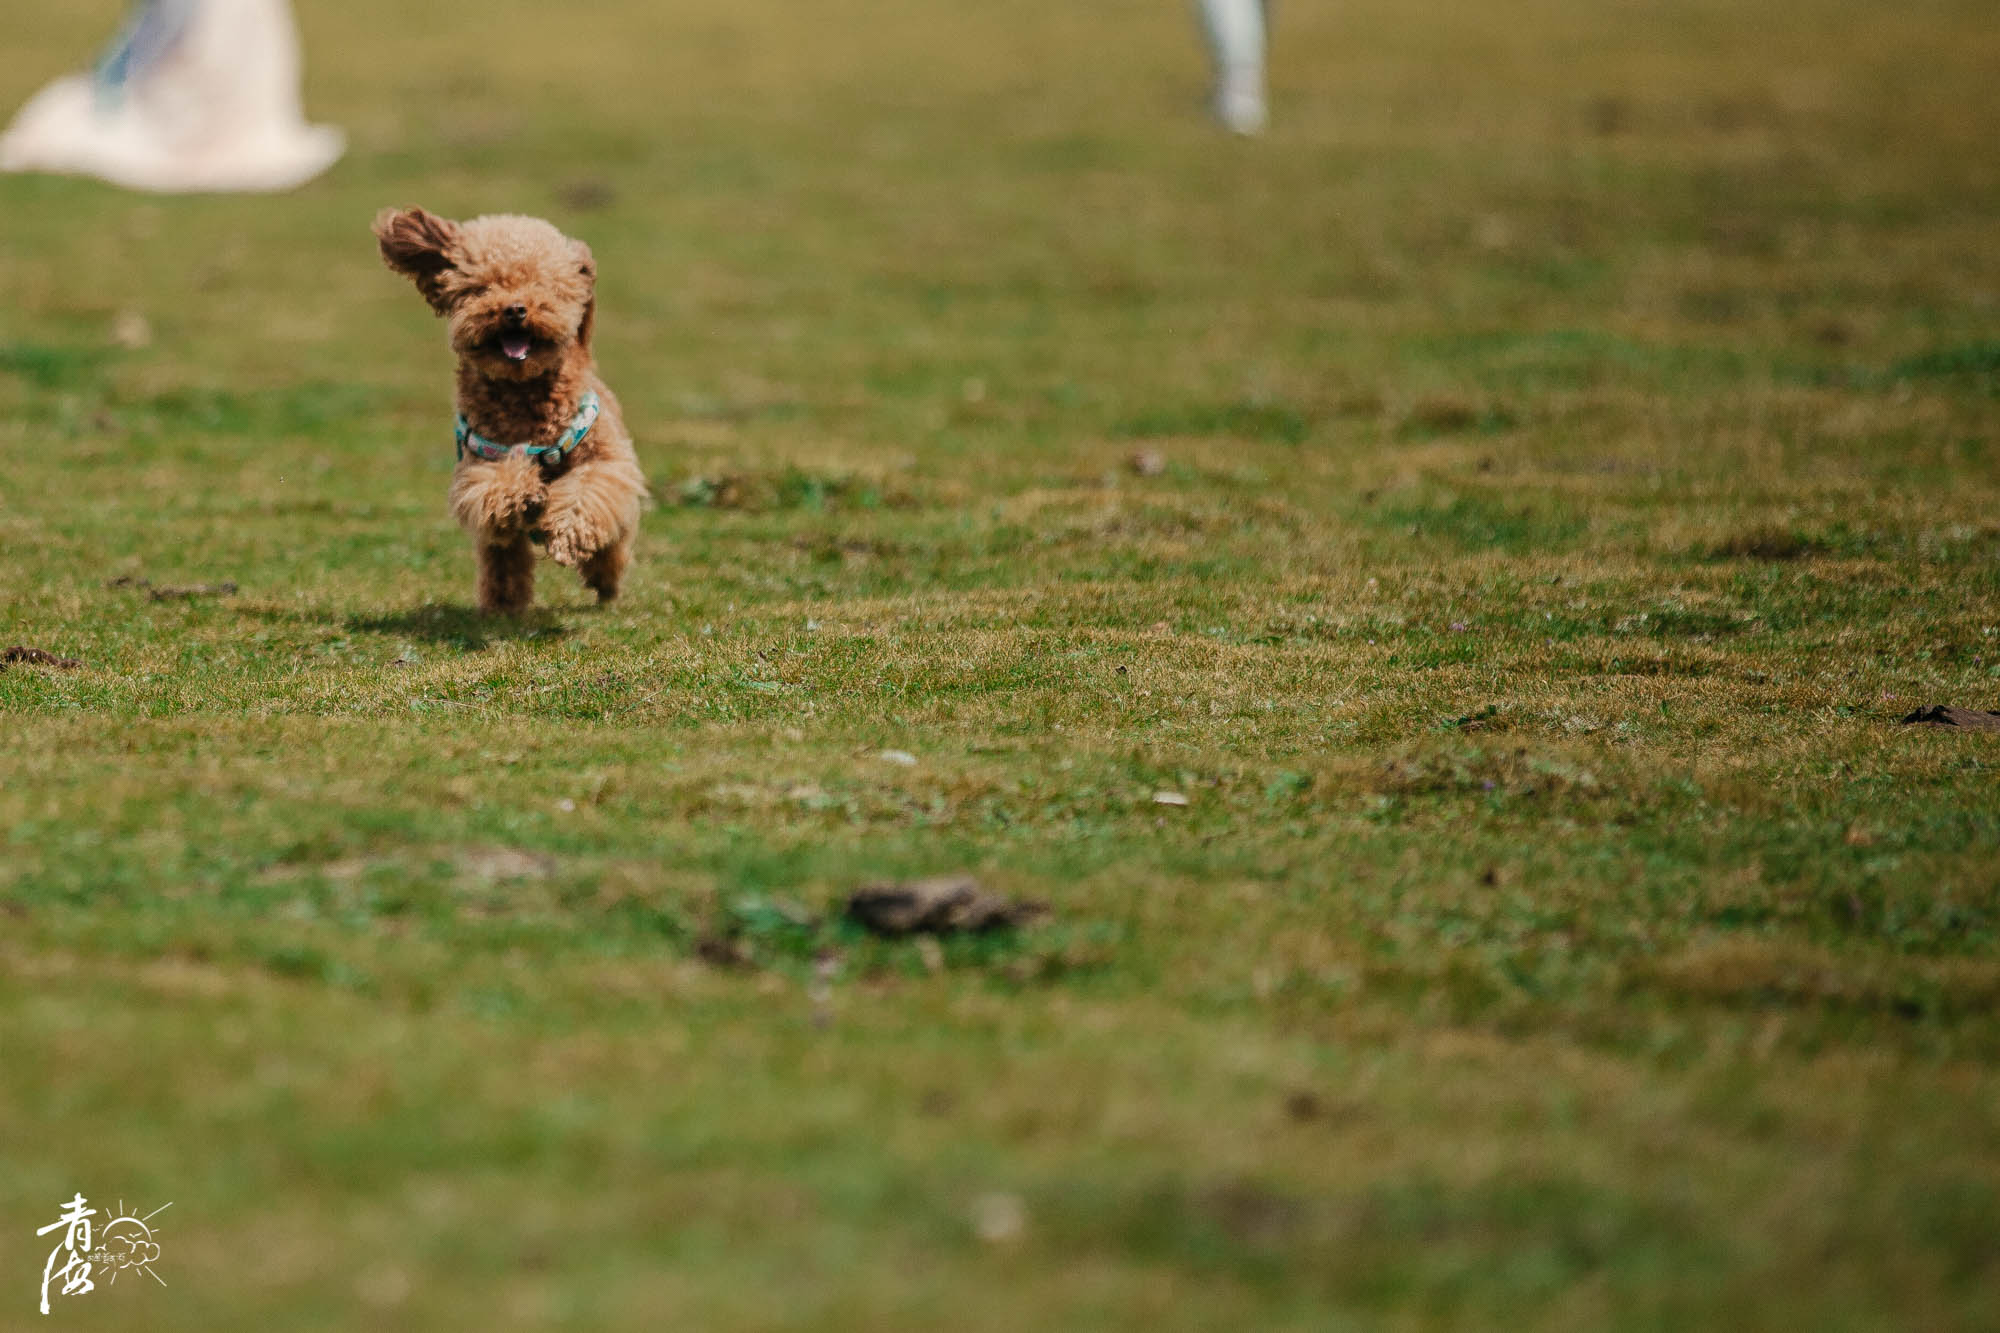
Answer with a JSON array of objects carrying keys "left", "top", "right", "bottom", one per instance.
[
  {"left": 151, "top": 581, "right": 238, "bottom": 601},
  {"left": 2, "top": 645, "right": 81, "bottom": 669},
  {"left": 845, "top": 875, "right": 1048, "bottom": 937},
  {"left": 1901, "top": 705, "right": 2000, "bottom": 732},
  {"left": 106, "top": 576, "right": 239, "bottom": 600},
  {"left": 688, "top": 878, "right": 1056, "bottom": 974}
]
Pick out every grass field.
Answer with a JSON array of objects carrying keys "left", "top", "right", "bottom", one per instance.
[{"left": 4, "top": 0, "right": 2000, "bottom": 1327}]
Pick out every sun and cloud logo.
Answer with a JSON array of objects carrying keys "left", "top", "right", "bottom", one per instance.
[
  {"left": 36, "top": 1194, "right": 170, "bottom": 1314},
  {"left": 91, "top": 1202, "right": 170, "bottom": 1282}
]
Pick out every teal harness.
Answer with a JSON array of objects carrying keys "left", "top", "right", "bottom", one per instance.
[{"left": 455, "top": 391, "right": 600, "bottom": 466}]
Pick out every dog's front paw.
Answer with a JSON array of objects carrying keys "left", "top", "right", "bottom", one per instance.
[{"left": 543, "top": 526, "right": 590, "bottom": 568}]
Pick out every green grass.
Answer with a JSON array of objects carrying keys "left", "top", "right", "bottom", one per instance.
[{"left": 4, "top": 0, "right": 2000, "bottom": 1328}]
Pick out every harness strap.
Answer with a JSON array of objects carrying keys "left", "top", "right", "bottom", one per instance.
[{"left": 455, "top": 391, "right": 600, "bottom": 465}]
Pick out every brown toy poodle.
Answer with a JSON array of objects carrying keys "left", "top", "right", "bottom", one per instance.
[{"left": 374, "top": 207, "right": 647, "bottom": 613}]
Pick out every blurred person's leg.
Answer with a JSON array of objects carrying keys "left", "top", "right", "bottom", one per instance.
[{"left": 1195, "top": 0, "right": 1267, "bottom": 134}]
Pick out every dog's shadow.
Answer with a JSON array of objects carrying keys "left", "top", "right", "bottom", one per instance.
[
  {"left": 344, "top": 603, "right": 573, "bottom": 651},
  {"left": 239, "top": 602, "right": 574, "bottom": 652}
]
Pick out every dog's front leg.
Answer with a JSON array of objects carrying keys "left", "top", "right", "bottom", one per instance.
[
  {"left": 477, "top": 532, "right": 536, "bottom": 613},
  {"left": 577, "top": 536, "right": 631, "bottom": 603},
  {"left": 538, "top": 467, "right": 629, "bottom": 572}
]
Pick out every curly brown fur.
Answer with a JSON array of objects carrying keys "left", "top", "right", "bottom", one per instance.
[{"left": 374, "top": 207, "right": 647, "bottom": 613}]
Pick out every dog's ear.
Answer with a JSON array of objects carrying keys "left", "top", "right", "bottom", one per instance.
[
  {"left": 373, "top": 207, "right": 462, "bottom": 312},
  {"left": 574, "top": 241, "right": 596, "bottom": 348}
]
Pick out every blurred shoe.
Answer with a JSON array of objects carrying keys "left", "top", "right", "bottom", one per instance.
[
  {"left": 1214, "top": 65, "right": 1268, "bottom": 136},
  {"left": 0, "top": 0, "right": 343, "bottom": 193}
]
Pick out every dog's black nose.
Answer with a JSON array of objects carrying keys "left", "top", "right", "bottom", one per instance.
[{"left": 504, "top": 304, "right": 528, "bottom": 325}]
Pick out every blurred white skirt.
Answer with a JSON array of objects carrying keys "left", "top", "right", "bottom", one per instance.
[{"left": 0, "top": 0, "right": 343, "bottom": 192}]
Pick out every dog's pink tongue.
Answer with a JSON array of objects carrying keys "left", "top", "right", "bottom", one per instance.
[{"left": 502, "top": 333, "right": 532, "bottom": 361}]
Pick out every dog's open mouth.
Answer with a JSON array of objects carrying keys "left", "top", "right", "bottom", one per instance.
[{"left": 499, "top": 332, "right": 534, "bottom": 362}]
